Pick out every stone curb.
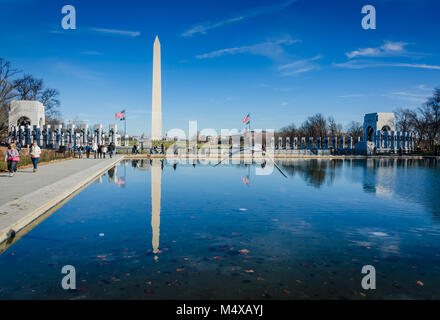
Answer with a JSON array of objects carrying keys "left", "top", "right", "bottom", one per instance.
[{"left": 0, "top": 156, "right": 123, "bottom": 245}]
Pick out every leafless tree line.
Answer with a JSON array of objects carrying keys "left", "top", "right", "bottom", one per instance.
[
  {"left": 276, "top": 113, "right": 363, "bottom": 142},
  {"left": 0, "top": 57, "right": 61, "bottom": 138},
  {"left": 394, "top": 88, "right": 440, "bottom": 152}
]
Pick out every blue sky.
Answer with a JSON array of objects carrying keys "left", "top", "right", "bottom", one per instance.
[{"left": 1, "top": 0, "right": 439, "bottom": 136}]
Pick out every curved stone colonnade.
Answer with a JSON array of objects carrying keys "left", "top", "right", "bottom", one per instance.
[{"left": 8, "top": 123, "right": 127, "bottom": 149}]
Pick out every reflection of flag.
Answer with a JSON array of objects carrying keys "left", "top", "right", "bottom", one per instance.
[
  {"left": 115, "top": 110, "right": 126, "bottom": 120},
  {"left": 242, "top": 114, "right": 250, "bottom": 124},
  {"left": 115, "top": 177, "right": 126, "bottom": 187},
  {"left": 241, "top": 176, "right": 249, "bottom": 186}
]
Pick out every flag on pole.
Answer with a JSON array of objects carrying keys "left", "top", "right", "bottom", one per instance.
[
  {"left": 115, "top": 109, "right": 126, "bottom": 120},
  {"left": 242, "top": 114, "right": 250, "bottom": 124}
]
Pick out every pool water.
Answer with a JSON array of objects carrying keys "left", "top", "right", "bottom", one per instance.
[{"left": 0, "top": 158, "right": 439, "bottom": 300}]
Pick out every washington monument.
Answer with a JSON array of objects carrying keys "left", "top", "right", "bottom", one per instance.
[{"left": 151, "top": 35, "right": 162, "bottom": 141}]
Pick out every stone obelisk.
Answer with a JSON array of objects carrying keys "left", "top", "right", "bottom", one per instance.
[{"left": 151, "top": 36, "right": 162, "bottom": 141}]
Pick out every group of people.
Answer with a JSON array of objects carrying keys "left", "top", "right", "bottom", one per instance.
[
  {"left": 75, "top": 142, "right": 116, "bottom": 159},
  {"left": 3, "top": 140, "right": 41, "bottom": 177},
  {"left": 3, "top": 140, "right": 118, "bottom": 178}
]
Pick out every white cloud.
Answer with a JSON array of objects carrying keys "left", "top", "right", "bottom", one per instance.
[
  {"left": 346, "top": 41, "right": 408, "bottom": 59},
  {"left": 182, "top": 0, "right": 297, "bottom": 37}
]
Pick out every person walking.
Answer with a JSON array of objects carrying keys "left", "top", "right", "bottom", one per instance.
[
  {"left": 86, "top": 144, "right": 91, "bottom": 158},
  {"left": 4, "top": 143, "right": 20, "bottom": 177},
  {"left": 102, "top": 145, "right": 108, "bottom": 159},
  {"left": 97, "top": 144, "right": 102, "bottom": 159},
  {"left": 78, "top": 145, "right": 83, "bottom": 159},
  {"left": 92, "top": 143, "right": 98, "bottom": 159},
  {"left": 29, "top": 140, "right": 41, "bottom": 172},
  {"left": 108, "top": 143, "right": 115, "bottom": 158}
]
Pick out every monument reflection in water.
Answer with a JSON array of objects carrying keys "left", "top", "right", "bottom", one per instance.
[
  {"left": 151, "top": 159, "right": 161, "bottom": 261},
  {"left": 0, "top": 159, "right": 439, "bottom": 300}
]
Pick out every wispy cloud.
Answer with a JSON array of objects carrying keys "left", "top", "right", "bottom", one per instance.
[
  {"left": 383, "top": 91, "right": 430, "bottom": 104},
  {"left": 52, "top": 62, "right": 101, "bottom": 82},
  {"left": 278, "top": 55, "right": 322, "bottom": 75},
  {"left": 346, "top": 41, "right": 408, "bottom": 59},
  {"left": 89, "top": 28, "right": 141, "bottom": 37},
  {"left": 182, "top": 0, "right": 297, "bottom": 37},
  {"left": 196, "top": 37, "right": 299, "bottom": 61},
  {"left": 337, "top": 94, "right": 364, "bottom": 98},
  {"left": 334, "top": 60, "right": 440, "bottom": 70},
  {"left": 48, "top": 27, "right": 141, "bottom": 38},
  {"left": 81, "top": 51, "right": 103, "bottom": 56}
]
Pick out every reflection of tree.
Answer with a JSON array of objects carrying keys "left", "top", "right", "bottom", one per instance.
[
  {"left": 358, "top": 158, "right": 440, "bottom": 220},
  {"left": 279, "top": 159, "right": 339, "bottom": 188}
]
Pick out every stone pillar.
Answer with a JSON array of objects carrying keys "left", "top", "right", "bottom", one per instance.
[
  {"left": 293, "top": 137, "right": 298, "bottom": 150},
  {"left": 54, "top": 125, "right": 61, "bottom": 148},
  {"left": 308, "top": 137, "right": 314, "bottom": 150},
  {"left": 324, "top": 137, "right": 329, "bottom": 149},
  {"left": 67, "top": 124, "right": 75, "bottom": 147},
  {"left": 278, "top": 137, "right": 283, "bottom": 150},
  {"left": 317, "top": 137, "right": 322, "bottom": 150},
  {"left": 402, "top": 132, "right": 407, "bottom": 152},
  {"left": 347, "top": 136, "right": 352, "bottom": 150},
  {"left": 397, "top": 132, "right": 401, "bottom": 150},
  {"left": 109, "top": 124, "right": 118, "bottom": 145},
  {"left": 94, "top": 124, "right": 103, "bottom": 145},
  {"left": 339, "top": 136, "right": 345, "bottom": 150},
  {"left": 332, "top": 137, "right": 337, "bottom": 150},
  {"left": 376, "top": 130, "right": 381, "bottom": 149},
  {"left": 301, "top": 137, "right": 306, "bottom": 149},
  {"left": 286, "top": 137, "right": 290, "bottom": 150},
  {"left": 125, "top": 135, "right": 129, "bottom": 147},
  {"left": 391, "top": 131, "right": 395, "bottom": 151},
  {"left": 384, "top": 131, "right": 389, "bottom": 149},
  {"left": 25, "top": 125, "right": 31, "bottom": 146},
  {"left": 270, "top": 136, "right": 275, "bottom": 149}
]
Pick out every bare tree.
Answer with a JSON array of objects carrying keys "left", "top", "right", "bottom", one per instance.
[
  {"left": 327, "top": 116, "right": 343, "bottom": 136},
  {"left": 346, "top": 121, "right": 363, "bottom": 138},
  {"left": 300, "top": 113, "right": 327, "bottom": 138},
  {"left": 419, "top": 89, "right": 440, "bottom": 151},
  {"left": 0, "top": 58, "right": 22, "bottom": 137},
  {"left": 394, "top": 107, "right": 416, "bottom": 132},
  {"left": 13, "top": 74, "right": 44, "bottom": 100},
  {"left": 38, "top": 88, "right": 61, "bottom": 123}
]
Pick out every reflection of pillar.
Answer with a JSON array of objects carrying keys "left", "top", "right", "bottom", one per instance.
[{"left": 151, "top": 159, "right": 162, "bottom": 261}]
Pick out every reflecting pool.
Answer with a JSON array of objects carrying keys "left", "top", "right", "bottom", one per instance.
[{"left": 0, "top": 158, "right": 439, "bottom": 299}]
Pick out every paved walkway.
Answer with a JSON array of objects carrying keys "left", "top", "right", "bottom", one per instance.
[{"left": 0, "top": 156, "right": 123, "bottom": 244}]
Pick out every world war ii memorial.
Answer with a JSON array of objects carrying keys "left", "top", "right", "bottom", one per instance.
[{"left": 0, "top": 0, "right": 439, "bottom": 316}]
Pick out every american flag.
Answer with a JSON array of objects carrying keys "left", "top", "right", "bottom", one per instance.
[
  {"left": 242, "top": 114, "right": 250, "bottom": 124},
  {"left": 115, "top": 110, "right": 126, "bottom": 120}
]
